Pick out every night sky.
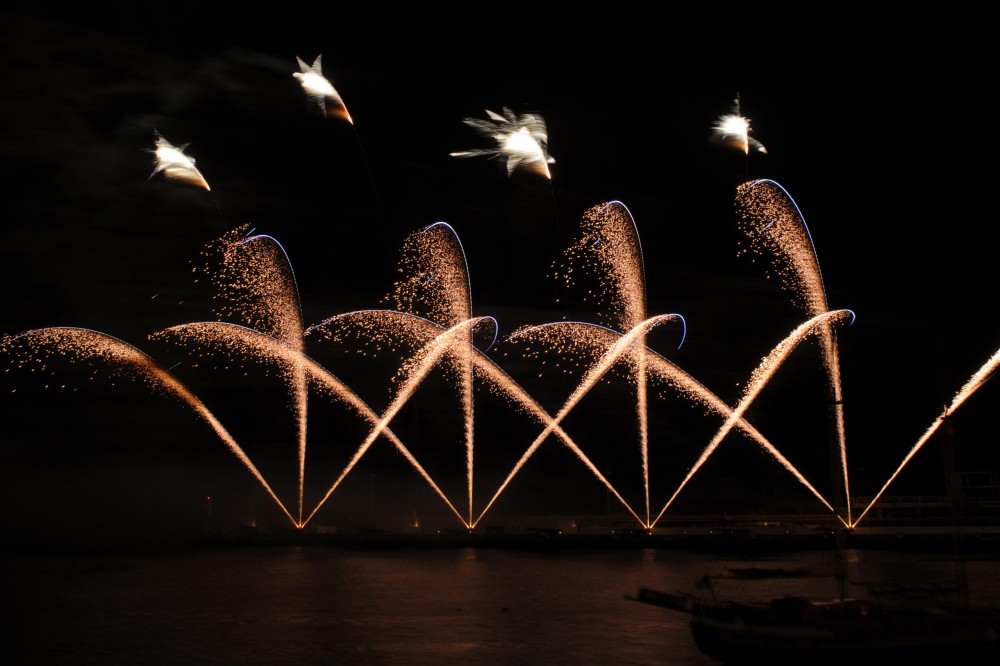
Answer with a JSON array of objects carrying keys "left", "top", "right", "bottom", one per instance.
[{"left": 1, "top": 5, "right": 997, "bottom": 544}]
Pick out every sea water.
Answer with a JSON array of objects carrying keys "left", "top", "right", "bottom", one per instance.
[{"left": 4, "top": 545, "right": 998, "bottom": 665}]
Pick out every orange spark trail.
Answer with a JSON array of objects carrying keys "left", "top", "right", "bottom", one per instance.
[
  {"left": 478, "top": 315, "right": 682, "bottom": 527},
  {"left": 152, "top": 322, "right": 465, "bottom": 528},
  {"left": 2, "top": 327, "right": 294, "bottom": 524},
  {"left": 469, "top": 350, "right": 641, "bottom": 527},
  {"left": 854, "top": 347, "right": 1000, "bottom": 527},
  {"left": 300, "top": 317, "right": 493, "bottom": 527},
  {"left": 552, "top": 201, "right": 653, "bottom": 522},
  {"left": 202, "top": 225, "right": 310, "bottom": 524},
  {"left": 513, "top": 320, "right": 838, "bottom": 523},
  {"left": 309, "top": 310, "right": 641, "bottom": 527},
  {"left": 384, "top": 223, "right": 476, "bottom": 524},
  {"left": 150, "top": 322, "right": 465, "bottom": 527},
  {"left": 653, "top": 310, "right": 854, "bottom": 526},
  {"left": 737, "top": 179, "right": 851, "bottom": 522}
]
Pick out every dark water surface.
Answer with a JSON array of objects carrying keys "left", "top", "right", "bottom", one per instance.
[{"left": 5, "top": 545, "right": 999, "bottom": 665}]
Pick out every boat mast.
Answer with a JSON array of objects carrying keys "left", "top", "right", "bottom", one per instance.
[
  {"left": 827, "top": 391, "right": 848, "bottom": 601},
  {"left": 942, "top": 409, "right": 970, "bottom": 609}
]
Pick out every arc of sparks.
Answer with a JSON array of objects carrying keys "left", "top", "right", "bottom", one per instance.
[
  {"left": 353, "top": 219, "right": 635, "bottom": 526},
  {"left": 2, "top": 327, "right": 293, "bottom": 523},
  {"left": 470, "top": 350, "right": 643, "bottom": 528},
  {"left": 737, "top": 178, "right": 850, "bottom": 522},
  {"left": 153, "top": 321, "right": 467, "bottom": 528},
  {"left": 293, "top": 54, "right": 353, "bottom": 123},
  {"left": 149, "top": 133, "right": 210, "bottom": 190},
  {"left": 853, "top": 347, "right": 1000, "bottom": 527},
  {"left": 653, "top": 309, "right": 856, "bottom": 528},
  {"left": 307, "top": 310, "right": 645, "bottom": 528},
  {"left": 300, "top": 315, "right": 498, "bottom": 527},
  {"left": 450, "top": 107, "right": 555, "bottom": 178},
  {"left": 553, "top": 200, "right": 654, "bottom": 522},
  {"left": 384, "top": 222, "right": 478, "bottom": 523},
  {"left": 512, "top": 319, "right": 838, "bottom": 525},
  {"left": 478, "top": 314, "right": 685, "bottom": 528},
  {"left": 204, "top": 226, "right": 311, "bottom": 525}
]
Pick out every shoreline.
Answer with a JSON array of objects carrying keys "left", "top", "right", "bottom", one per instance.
[{"left": 7, "top": 526, "right": 1000, "bottom": 557}]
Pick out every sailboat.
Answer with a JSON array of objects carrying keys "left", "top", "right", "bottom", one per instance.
[
  {"left": 634, "top": 427, "right": 1000, "bottom": 664},
  {"left": 635, "top": 539, "right": 1000, "bottom": 664},
  {"left": 632, "top": 331, "right": 1000, "bottom": 663}
]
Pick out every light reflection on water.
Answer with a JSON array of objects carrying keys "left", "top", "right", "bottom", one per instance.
[{"left": 4, "top": 546, "right": 999, "bottom": 665}]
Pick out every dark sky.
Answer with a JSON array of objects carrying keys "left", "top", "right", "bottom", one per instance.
[{"left": 1, "top": 4, "right": 997, "bottom": 543}]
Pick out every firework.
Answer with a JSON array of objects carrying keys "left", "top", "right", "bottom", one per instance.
[
  {"left": 149, "top": 133, "right": 210, "bottom": 190},
  {"left": 450, "top": 107, "right": 555, "bottom": 178},
  {"left": 711, "top": 93, "right": 766, "bottom": 155},
  {"left": 293, "top": 54, "right": 352, "bottom": 123}
]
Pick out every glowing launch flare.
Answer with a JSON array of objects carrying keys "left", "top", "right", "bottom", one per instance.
[
  {"left": 293, "top": 54, "right": 352, "bottom": 123},
  {"left": 149, "top": 134, "right": 210, "bottom": 190},
  {"left": 450, "top": 107, "right": 555, "bottom": 178},
  {"left": 712, "top": 94, "right": 766, "bottom": 155}
]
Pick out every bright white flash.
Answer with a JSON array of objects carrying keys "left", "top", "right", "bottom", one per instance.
[
  {"left": 150, "top": 134, "right": 210, "bottom": 191},
  {"left": 293, "top": 54, "right": 352, "bottom": 124},
  {"left": 712, "top": 94, "right": 766, "bottom": 155},
  {"left": 450, "top": 107, "right": 555, "bottom": 179}
]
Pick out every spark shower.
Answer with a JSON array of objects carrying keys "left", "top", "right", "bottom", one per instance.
[{"left": 2, "top": 58, "right": 998, "bottom": 534}]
